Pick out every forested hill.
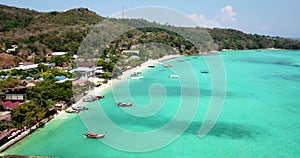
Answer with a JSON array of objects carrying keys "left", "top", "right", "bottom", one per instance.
[
  {"left": 0, "top": 4, "right": 299, "bottom": 66},
  {"left": 0, "top": 5, "right": 102, "bottom": 32},
  {"left": 0, "top": 4, "right": 103, "bottom": 66},
  {"left": 207, "top": 28, "right": 300, "bottom": 50}
]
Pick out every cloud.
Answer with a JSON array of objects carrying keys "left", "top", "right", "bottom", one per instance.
[
  {"left": 187, "top": 5, "right": 238, "bottom": 28},
  {"left": 220, "top": 5, "right": 237, "bottom": 22},
  {"left": 110, "top": 5, "right": 239, "bottom": 29},
  {"left": 187, "top": 14, "right": 219, "bottom": 28}
]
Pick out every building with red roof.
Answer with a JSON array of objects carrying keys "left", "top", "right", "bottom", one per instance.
[{"left": 1, "top": 101, "right": 21, "bottom": 110}]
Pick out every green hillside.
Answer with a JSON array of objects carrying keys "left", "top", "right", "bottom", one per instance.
[
  {"left": 0, "top": 5, "right": 39, "bottom": 32},
  {"left": 0, "top": 4, "right": 299, "bottom": 67},
  {"left": 207, "top": 28, "right": 300, "bottom": 50}
]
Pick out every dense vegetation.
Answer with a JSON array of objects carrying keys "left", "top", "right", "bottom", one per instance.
[
  {"left": 207, "top": 28, "right": 300, "bottom": 50},
  {"left": 0, "top": 4, "right": 103, "bottom": 65},
  {"left": 0, "top": 66, "right": 73, "bottom": 129},
  {"left": 0, "top": 5, "right": 39, "bottom": 32},
  {"left": 1, "top": 4, "right": 299, "bottom": 67},
  {"left": 0, "top": 4, "right": 300, "bottom": 134}
]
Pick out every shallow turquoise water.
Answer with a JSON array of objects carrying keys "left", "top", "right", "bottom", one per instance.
[{"left": 2, "top": 50, "right": 300, "bottom": 157}]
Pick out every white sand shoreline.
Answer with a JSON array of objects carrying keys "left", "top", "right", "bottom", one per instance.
[
  {"left": 84, "top": 54, "right": 181, "bottom": 98},
  {"left": 0, "top": 54, "right": 181, "bottom": 153}
]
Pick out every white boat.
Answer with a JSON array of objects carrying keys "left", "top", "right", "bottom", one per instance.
[
  {"left": 85, "top": 131, "right": 106, "bottom": 138},
  {"left": 164, "top": 64, "right": 173, "bottom": 67},
  {"left": 169, "top": 74, "right": 180, "bottom": 78},
  {"left": 128, "top": 75, "right": 144, "bottom": 80},
  {"left": 66, "top": 107, "right": 76, "bottom": 113}
]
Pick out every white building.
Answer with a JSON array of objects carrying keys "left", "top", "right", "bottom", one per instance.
[
  {"left": 15, "top": 64, "right": 38, "bottom": 70},
  {"left": 51, "top": 52, "right": 67, "bottom": 56},
  {"left": 6, "top": 45, "right": 18, "bottom": 53}
]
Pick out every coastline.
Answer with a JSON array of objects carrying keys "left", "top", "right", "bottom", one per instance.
[
  {"left": 2, "top": 50, "right": 300, "bottom": 157},
  {"left": 0, "top": 54, "right": 181, "bottom": 154},
  {"left": 86, "top": 54, "right": 181, "bottom": 97},
  {"left": 0, "top": 110, "right": 68, "bottom": 153},
  {"left": 0, "top": 110, "right": 78, "bottom": 155}
]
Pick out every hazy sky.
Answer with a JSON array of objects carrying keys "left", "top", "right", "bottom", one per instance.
[{"left": 1, "top": 0, "right": 299, "bottom": 37}]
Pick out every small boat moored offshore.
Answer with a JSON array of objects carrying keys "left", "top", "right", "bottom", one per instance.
[
  {"left": 96, "top": 95, "right": 105, "bottom": 99},
  {"left": 83, "top": 96, "right": 97, "bottom": 102},
  {"left": 73, "top": 106, "right": 88, "bottom": 113},
  {"left": 169, "top": 74, "right": 180, "bottom": 78},
  {"left": 164, "top": 64, "right": 173, "bottom": 67},
  {"left": 66, "top": 107, "right": 76, "bottom": 113},
  {"left": 117, "top": 102, "right": 134, "bottom": 107},
  {"left": 128, "top": 75, "right": 144, "bottom": 80},
  {"left": 83, "top": 95, "right": 105, "bottom": 102},
  {"left": 200, "top": 69, "right": 209, "bottom": 73},
  {"left": 85, "top": 131, "right": 106, "bottom": 138}
]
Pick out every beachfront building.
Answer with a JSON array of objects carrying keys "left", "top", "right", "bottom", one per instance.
[
  {"left": 70, "top": 61, "right": 99, "bottom": 78},
  {"left": 70, "top": 67, "right": 95, "bottom": 78},
  {"left": 70, "top": 61, "right": 106, "bottom": 88},
  {"left": 94, "top": 67, "right": 103, "bottom": 77},
  {"left": 1, "top": 86, "right": 27, "bottom": 110},
  {"left": 3, "top": 86, "right": 27, "bottom": 102}
]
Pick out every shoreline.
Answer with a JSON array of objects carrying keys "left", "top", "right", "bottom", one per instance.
[
  {"left": 1, "top": 50, "right": 300, "bottom": 157},
  {"left": 0, "top": 110, "right": 67, "bottom": 153},
  {"left": 85, "top": 54, "right": 181, "bottom": 97},
  {"left": 0, "top": 54, "right": 181, "bottom": 154},
  {"left": 0, "top": 110, "right": 77, "bottom": 154}
]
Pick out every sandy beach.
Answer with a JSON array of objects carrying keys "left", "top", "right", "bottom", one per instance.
[
  {"left": 87, "top": 54, "right": 181, "bottom": 97},
  {"left": 0, "top": 54, "right": 182, "bottom": 154}
]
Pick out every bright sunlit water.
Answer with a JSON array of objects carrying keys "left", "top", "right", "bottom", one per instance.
[{"left": 2, "top": 50, "right": 300, "bottom": 158}]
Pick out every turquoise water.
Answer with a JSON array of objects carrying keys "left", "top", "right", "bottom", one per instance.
[{"left": 2, "top": 50, "right": 300, "bottom": 157}]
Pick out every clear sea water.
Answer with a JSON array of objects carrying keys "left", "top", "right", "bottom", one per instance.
[{"left": 2, "top": 50, "right": 300, "bottom": 158}]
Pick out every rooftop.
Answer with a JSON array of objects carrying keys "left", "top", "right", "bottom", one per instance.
[
  {"left": 1, "top": 101, "right": 21, "bottom": 110},
  {"left": 51, "top": 52, "right": 67, "bottom": 56}
]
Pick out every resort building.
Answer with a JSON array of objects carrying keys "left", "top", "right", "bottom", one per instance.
[
  {"left": 94, "top": 67, "right": 104, "bottom": 77},
  {"left": 70, "top": 61, "right": 99, "bottom": 78},
  {"left": 70, "top": 67, "right": 95, "bottom": 78},
  {"left": 3, "top": 86, "right": 27, "bottom": 102}
]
